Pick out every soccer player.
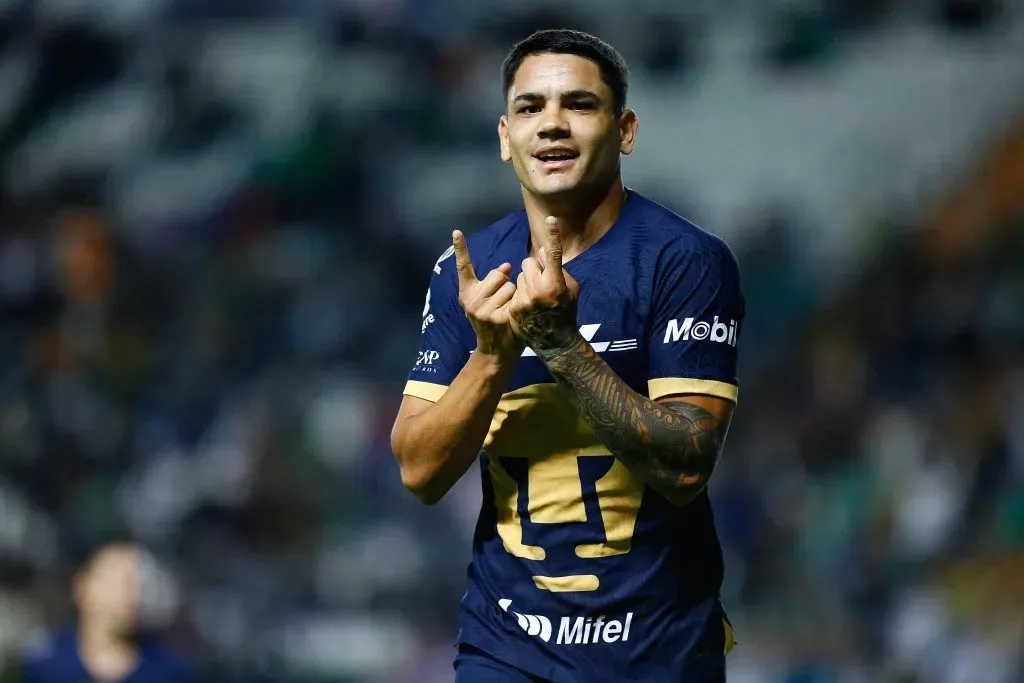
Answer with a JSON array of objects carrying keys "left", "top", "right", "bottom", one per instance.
[
  {"left": 391, "top": 29, "right": 743, "bottom": 683},
  {"left": 20, "top": 540, "right": 195, "bottom": 683}
]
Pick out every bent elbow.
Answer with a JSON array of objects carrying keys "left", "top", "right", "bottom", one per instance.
[
  {"left": 661, "top": 481, "right": 709, "bottom": 506},
  {"left": 397, "top": 461, "right": 446, "bottom": 506},
  {"left": 410, "top": 486, "right": 444, "bottom": 506},
  {"left": 395, "top": 450, "right": 448, "bottom": 505},
  {"left": 665, "top": 489, "right": 700, "bottom": 506},
  {"left": 391, "top": 420, "right": 450, "bottom": 505}
]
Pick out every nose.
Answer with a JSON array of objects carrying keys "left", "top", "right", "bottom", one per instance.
[{"left": 537, "top": 103, "right": 570, "bottom": 140}]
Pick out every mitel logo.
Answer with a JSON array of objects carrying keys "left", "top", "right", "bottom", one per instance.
[
  {"left": 522, "top": 324, "right": 637, "bottom": 357},
  {"left": 498, "top": 599, "right": 635, "bottom": 646},
  {"left": 416, "top": 350, "right": 440, "bottom": 366},
  {"left": 663, "top": 316, "right": 738, "bottom": 347}
]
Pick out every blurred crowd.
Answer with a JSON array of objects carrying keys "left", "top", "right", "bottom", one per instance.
[
  {"left": 718, "top": 217, "right": 1024, "bottom": 683},
  {"left": 0, "top": 0, "right": 1022, "bottom": 682}
]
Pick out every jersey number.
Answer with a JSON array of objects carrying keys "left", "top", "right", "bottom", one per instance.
[{"left": 490, "top": 453, "right": 645, "bottom": 593}]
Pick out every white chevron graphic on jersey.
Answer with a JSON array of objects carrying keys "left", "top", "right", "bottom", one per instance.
[
  {"left": 499, "top": 599, "right": 552, "bottom": 642},
  {"left": 522, "top": 324, "right": 636, "bottom": 357}
]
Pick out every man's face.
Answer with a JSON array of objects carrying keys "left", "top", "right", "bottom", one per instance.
[
  {"left": 75, "top": 545, "right": 142, "bottom": 636},
  {"left": 499, "top": 53, "right": 637, "bottom": 200}
]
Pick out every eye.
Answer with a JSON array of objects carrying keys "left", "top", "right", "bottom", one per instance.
[
  {"left": 518, "top": 105, "right": 541, "bottom": 114},
  {"left": 569, "top": 102, "right": 595, "bottom": 111}
]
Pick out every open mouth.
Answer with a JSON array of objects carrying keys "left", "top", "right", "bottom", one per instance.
[{"left": 534, "top": 150, "right": 579, "bottom": 169}]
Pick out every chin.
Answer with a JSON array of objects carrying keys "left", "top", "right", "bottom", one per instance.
[{"left": 532, "top": 178, "right": 583, "bottom": 198}]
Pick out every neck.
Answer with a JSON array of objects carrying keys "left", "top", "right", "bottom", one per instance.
[
  {"left": 523, "top": 177, "right": 627, "bottom": 263},
  {"left": 78, "top": 621, "right": 138, "bottom": 681}
]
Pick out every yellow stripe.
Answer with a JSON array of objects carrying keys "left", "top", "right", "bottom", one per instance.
[
  {"left": 405, "top": 378, "right": 738, "bottom": 409},
  {"left": 724, "top": 618, "right": 735, "bottom": 654},
  {"left": 647, "top": 378, "right": 738, "bottom": 402},
  {"left": 402, "top": 380, "right": 448, "bottom": 403},
  {"left": 532, "top": 574, "right": 600, "bottom": 592}
]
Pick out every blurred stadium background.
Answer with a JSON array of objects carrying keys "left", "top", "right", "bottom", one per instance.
[{"left": 1, "top": 0, "right": 1023, "bottom": 681}]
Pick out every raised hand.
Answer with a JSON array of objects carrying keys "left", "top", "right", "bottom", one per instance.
[
  {"left": 452, "top": 229, "right": 524, "bottom": 362},
  {"left": 508, "top": 216, "right": 580, "bottom": 353}
]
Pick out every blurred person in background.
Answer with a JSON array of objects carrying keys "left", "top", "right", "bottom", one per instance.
[
  {"left": 19, "top": 540, "right": 195, "bottom": 683},
  {"left": 392, "top": 28, "right": 741, "bottom": 683}
]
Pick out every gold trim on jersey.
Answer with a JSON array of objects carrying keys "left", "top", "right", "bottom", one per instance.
[
  {"left": 403, "top": 379, "right": 448, "bottom": 402},
  {"left": 405, "top": 377, "right": 739, "bottom": 405},
  {"left": 533, "top": 574, "right": 600, "bottom": 592},
  {"left": 647, "top": 377, "right": 738, "bottom": 403}
]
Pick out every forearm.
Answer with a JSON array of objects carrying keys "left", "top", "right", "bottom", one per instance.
[
  {"left": 536, "top": 334, "right": 726, "bottom": 505},
  {"left": 393, "top": 351, "right": 513, "bottom": 504}
]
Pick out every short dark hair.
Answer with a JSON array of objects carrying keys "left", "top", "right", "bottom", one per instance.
[
  {"left": 501, "top": 29, "right": 629, "bottom": 114},
  {"left": 71, "top": 534, "right": 139, "bottom": 575}
]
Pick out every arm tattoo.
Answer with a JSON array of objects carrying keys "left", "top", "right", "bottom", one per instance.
[{"left": 536, "top": 335, "right": 727, "bottom": 504}]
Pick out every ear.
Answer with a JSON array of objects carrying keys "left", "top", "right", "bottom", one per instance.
[
  {"left": 498, "top": 115, "right": 512, "bottom": 163},
  {"left": 618, "top": 109, "right": 639, "bottom": 156}
]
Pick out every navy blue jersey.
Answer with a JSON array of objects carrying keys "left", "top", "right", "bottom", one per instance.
[
  {"left": 405, "top": 190, "right": 743, "bottom": 682},
  {"left": 20, "top": 629, "right": 196, "bottom": 683}
]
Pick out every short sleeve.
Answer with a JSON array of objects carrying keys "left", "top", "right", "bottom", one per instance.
[
  {"left": 647, "top": 238, "right": 744, "bottom": 402},
  {"left": 403, "top": 245, "right": 473, "bottom": 402}
]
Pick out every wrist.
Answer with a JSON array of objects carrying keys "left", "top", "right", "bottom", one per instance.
[
  {"left": 470, "top": 346, "right": 521, "bottom": 373},
  {"left": 532, "top": 329, "right": 583, "bottom": 362}
]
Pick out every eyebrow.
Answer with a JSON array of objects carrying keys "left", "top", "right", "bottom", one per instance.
[{"left": 511, "top": 89, "right": 603, "bottom": 106}]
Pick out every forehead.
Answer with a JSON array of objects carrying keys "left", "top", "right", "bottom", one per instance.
[{"left": 509, "top": 53, "right": 609, "bottom": 100}]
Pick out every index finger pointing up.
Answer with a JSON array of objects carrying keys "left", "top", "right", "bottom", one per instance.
[{"left": 452, "top": 230, "right": 477, "bottom": 287}]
